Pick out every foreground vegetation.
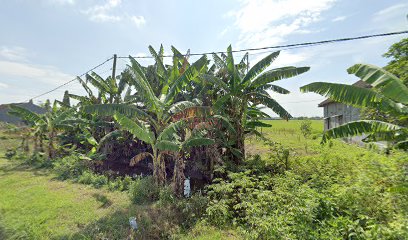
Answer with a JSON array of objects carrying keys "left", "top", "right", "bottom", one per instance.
[
  {"left": 0, "top": 129, "right": 240, "bottom": 239},
  {"left": 1, "top": 121, "right": 407, "bottom": 239}
]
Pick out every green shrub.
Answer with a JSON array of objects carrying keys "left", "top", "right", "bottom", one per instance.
[
  {"left": 26, "top": 152, "right": 48, "bottom": 167},
  {"left": 5, "top": 148, "right": 16, "bottom": 159},
  {"left": 78, "top": 171, "right": 94, "bottom": 185},
  {"left": 122, "top": 175, "right": 133, "bottom": 191},
  {"left": 300, "top": 119, "right": 312, "bottom": 138},
  {"left": 77, "top": 170, "right": 108, "bottom": 189},
  {"left": 107, "top": 179, "right": 123, "bottom": 191},
  {"left": 205, "top": 147, "right": 408, "bottom": 239},
  {"left": 129, "top": 176, "right": 159, "bottom": 204},
  {"left": 106, "top": 175, "right": 135, "bottom": 192},
  {"left": 91, "top": 174, "right": 108, "bottom": 188},
  {"left": 53, "top": 154, "right": 90, "bottom": 180},
  {"left": 158, "top": 186, "right": 176, "bottom": 206},
  {"left": 176, "top": 192, "right": 209, "bottom": 229},
  {"left": 206, "top": 170, "right": 319, "bottom": 239}
]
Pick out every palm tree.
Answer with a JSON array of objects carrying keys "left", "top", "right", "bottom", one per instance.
[
  {"left": 84, "top": 46, "right": 210, "bottom": 186},
  {"left": 204, "top": 46, "right": 310, "bottom": 160},
  {"left": 300, "top": 64, "right": 408, "bottom": 149}
]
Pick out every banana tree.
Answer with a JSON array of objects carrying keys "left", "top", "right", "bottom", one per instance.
[
  {"left": 84, "top": 46, "right": 209, "bottom": 185},
  {"left": 69, "top": 72, "right": 132, "bottom": 105},
  {"left": 9, "top": 103, "right": 77, "bottom": 159},
  {"left": 169, "top": 129, "right": 214, "bottom": 197},
  {"left": 300, "top": 64, "right": 408, "bottom": 149},
  {"left": 121, "top": 118, "right": 214, "bottom": 196},
  {"left": 204, "top": 46, "right": 310, "bottom": 160}
]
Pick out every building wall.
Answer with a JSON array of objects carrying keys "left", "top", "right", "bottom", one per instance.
[{"left": 323, "top": 102, "right": 360, "bottom": 131}]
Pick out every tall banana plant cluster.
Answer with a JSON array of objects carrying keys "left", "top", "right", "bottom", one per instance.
[{"left": 9, "top": 45, "right": 310, "bottom": 195}]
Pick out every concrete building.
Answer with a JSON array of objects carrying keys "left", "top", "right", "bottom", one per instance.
[{"left": 318, "top": 80, "right": 371, "bottom": 131}]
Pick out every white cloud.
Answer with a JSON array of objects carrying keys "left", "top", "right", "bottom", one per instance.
[
  {"left": 130, "top": 15, "right": 146, "bottom": 27},
  {"left": 82, "top": 0, "right": 122, "bottom": 23},
  {"left": 218, "top": 27, "right": 230, "bottom": 38},
  {"left": 373, "top": 3, "right": 408, "bottom": 21},
  {"left": 0, "top": 46, "right": 29, "bottom": 62},
  {"left": 371, "top": 3, "right": 408, "bottom": 31},
  {"left": 0, "top": 60, "right": 73, "bottom": 86},
  {"left": 48, "top": 0, "right": 75, "bottom": 5},
  {"left": 229, "top": 0, "right": 336, "bottom": 48},
  {"left": 332, "top": 15, "right": 347, "bottom": 22},
  {"left": 250, "top": 50, "right": 309, "bottom": 69},
  {"left": 0, "top": 82, "right": 8, "bottom": 89},
  {"left": 134, "top": 52, "right": 147, "bottom": 57}
]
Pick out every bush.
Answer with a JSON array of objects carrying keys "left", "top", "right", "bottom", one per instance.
[
  {"left": 206, "top": 170, "right": 319, "bottom": 239},
  {"left": 300, "top": 119, "right": 312, "bottom": 138},
  {"left": 122, "top": 175, "right": 133, "bottom": 191},
  {"left": 91, "top": 174, "right": 108, "bottom": 188},
  {"left": 176, "top": 192, "right": 209, "bottom": 229},
  {"left": 53, "top": 154, "right": 90, "bottom": 180},
  {"left": 129, "top": 176, "right": 159, "bottom": 204},
  {"left": 107, "top": 175, "right": 135, "bottom": 192},
  {"left": 205, "top": 147, "right": 408, "bottom": 239},
  {"left": 77, "top": 171, "right": 108, "bottom": 189},
  {"left": 107, "top": 179, "right": 123, "bottom": 191},
  {"left": 5, "top": 148, "right": 16, "bottom": 159},
  {"left": 26, "top": 152, "right": 48, "bottom": 167},
  {"left": 158, "top": 186, "right": 176, "bottom": 206},
  {"left": 78, "top": 171, "right": 94, "bottom": 185}
]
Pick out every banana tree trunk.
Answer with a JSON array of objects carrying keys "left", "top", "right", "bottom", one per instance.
[
  {"left": 173, "top": 152, "right": 185, "bottom": 197},
  {"left": 33, "top": 135, "right": 39, "bottom": 153},
  {"left": 21, "top": 137, "right": 29, "bottom": 153},
  {"left": 152, "top": 149, "right": 166, "bottom": 186},
  {"left": 48, "top": 131, "right": 56, "bottom": 159},
  {"left": 231, "top": 101, "right": 245, "bottom": 165},
  {"left": 39, "top": 136, "right": 44, "bottom": 152},
  {"left": 236, "top": 122, "right": 245, "bottom": 161}
]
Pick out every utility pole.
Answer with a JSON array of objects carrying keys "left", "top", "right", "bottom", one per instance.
[
  {"left": 111, "top": 54, "right": 117, "bottom": 80},
  {"left": 246, "top": 54, "right": 249, "bottom": 74}
]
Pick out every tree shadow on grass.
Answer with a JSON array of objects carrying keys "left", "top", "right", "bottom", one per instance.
[
  {"left": 54, "top": 208, "right": 137, "bottom": 240},
  {"left": 92, "top": 193, "right": 113, "bottom": 208},
  {"left": 0, "top": 161, "right": 50, "bottom": 177},
  {"left": 0, "top": 162, "right": 31, "bottom": 176},
  {"left": 54, "top": 203, "right": 181, "bottom": 240}
]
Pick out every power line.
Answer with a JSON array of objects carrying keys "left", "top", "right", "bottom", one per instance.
[
  {"left": 117, "top": 30, "right": 408, "bottom": 59},
  {"left": 24, "top": 30, "right": 408, "bottom": 102},
  {"left": 281, "top": 99, "right": 325, "bottom": 104},
  {"left": 26, "top": 57, "right": 114, "bottom": 102}
]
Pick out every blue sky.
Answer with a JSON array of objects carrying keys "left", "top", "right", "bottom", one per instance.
[{"left": 0, "top": 0, "right": 407, "bottom": 116}]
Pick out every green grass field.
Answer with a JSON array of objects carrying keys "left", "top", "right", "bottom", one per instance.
[
  {"left": 0, "top": 138, "right": 137, "bottom": 239},
  {"left": 246, "top": 119, "right": 323, "bottom": 157}
]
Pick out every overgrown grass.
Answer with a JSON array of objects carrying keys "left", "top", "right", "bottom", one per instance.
[
  {"left": 0, "top": 129, "right": 240, "bottom": 239},
  {"left": 1, "top": 121, "right": 407, "bottom": 239},
  {"left": 219, "top": 120, "right": 408, "bottom": 239}
]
